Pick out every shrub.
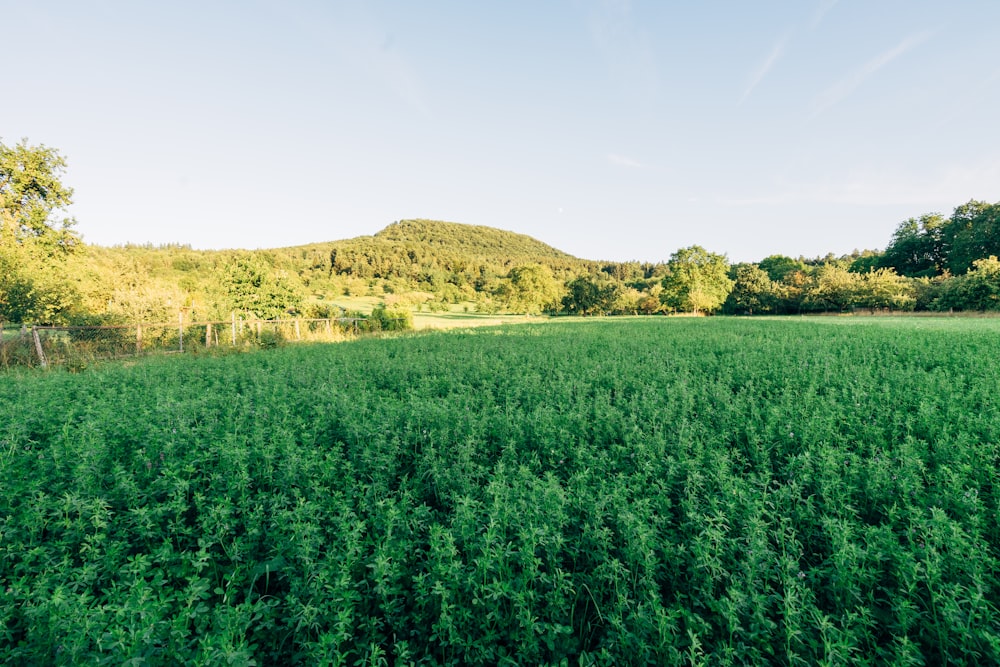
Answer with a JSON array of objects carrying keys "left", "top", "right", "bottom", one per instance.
[
  {"left": 366, "top": 304, "right": 413, "bottom": 332},
  {"left": 257, "top": 328, "right": 286, "bottom": 349}
]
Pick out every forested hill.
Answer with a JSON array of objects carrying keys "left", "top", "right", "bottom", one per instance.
[
  {"left": 374, "top": 219, "right": 574, "bottom": 259},
  {"left": 279, "top": 218, "right": 597, "bottom": 286},
  {"left": 47, "top": 219, "right": 618, "bottom": 324}
]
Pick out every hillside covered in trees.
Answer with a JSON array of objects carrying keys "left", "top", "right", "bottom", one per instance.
[{"left": 3, "top": 139, "right": 1000, "bottom": 326}]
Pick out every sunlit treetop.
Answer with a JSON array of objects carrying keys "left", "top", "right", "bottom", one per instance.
[{"left": 0, "top": 138, "right": 79, "bottom": 254}]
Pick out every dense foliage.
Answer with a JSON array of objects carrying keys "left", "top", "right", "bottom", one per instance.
[
  {"left": 316, "top": 218, "right": 597, "bottom": 306},
  {"left": 0, "top": 139, "right": 82, "bottom": 324},
  {"left": 0, "top": 139, "right": 78, "bottom": 252},
  {"left": 3, "top": 318, "right": 1000, "bottom": 664},
  {"left": 223, "top": 253, "right": 304, "bottom": 319},
  {"left": 33, "top": 205, "right": 1000, "bottom": 329},
  {"left": 877, "top": 202, "right": 1000, "bottom": 276},
  {"left": 5, "top": 138, "right": 1000, "bottom": 326},
  {"left": 374, "top": 219, "right": 575, "bottom": 259},
  {"left": 660, "top": 246, "right": 733, "bottom": 314}
]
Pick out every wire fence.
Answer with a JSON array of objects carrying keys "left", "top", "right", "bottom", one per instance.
[{"left": 0, "top": 316, "right": 368, "bottom": 369}]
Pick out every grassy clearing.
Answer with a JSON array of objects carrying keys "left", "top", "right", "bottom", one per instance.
[
  {"left": 327, "top": 295, "right": 544, "bottom": 330},
  {"left": 2, "top": 318, "right": 1000, "bottom": 664},
  {"left": 326, "top": 295, "right": 384, "bottom": 314},
  {"left": 411, "top": 310, "right": 543, "bottom": 330}
]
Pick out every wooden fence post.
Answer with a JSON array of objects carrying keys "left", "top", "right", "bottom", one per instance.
[
  {"left": 179, "top": 312, "right": 184, "bottom": 353},
  {"left": 137, "top": 323, "right": 143, "bottom": 354},
  {"left": 32, "top": 327, "right": 47, "bottom": 368},
  {"left": 295, "top": 319, "right": 301, "bottom": 340},
  {"left": 231, "top": 313, "right": 237, "bottom": 346},
  {"left": 205, "top": 323, "right": 212, "bottom": 348}
]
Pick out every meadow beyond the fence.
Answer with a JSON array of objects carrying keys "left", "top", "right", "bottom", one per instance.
[{"left": 0, "top": 316, "right": 365, "bottom": 368}]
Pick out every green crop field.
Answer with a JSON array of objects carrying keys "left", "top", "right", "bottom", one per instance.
[{"left": 2, "top": 318, "right": 1000, "bottom": 665}]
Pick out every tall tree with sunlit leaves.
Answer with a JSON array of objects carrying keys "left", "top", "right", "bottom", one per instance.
[
  {"left": 223, "top": 252, "right": 304, "bottom": 319},
  {"left": 0, "top": 139, "right": 82, "bottom": 323},
  {"left": 660, "top": 245, "right": 733, "bottom": 314},
  {"left": 0, "top": 139, "right": 79, "bottom": 252}
]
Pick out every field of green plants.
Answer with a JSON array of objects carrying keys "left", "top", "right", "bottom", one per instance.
[{"left": 3, "top": 317, "right": 1000, "bottom": 665}]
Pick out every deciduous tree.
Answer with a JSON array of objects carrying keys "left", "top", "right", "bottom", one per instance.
[
  {"left": 0, "top": 139, "right": 82, "bottom": 323},
  {"left": 501, "top": 264, "right": 562, "bottom": 314},
  {"left": 854, "top": 268, "right": 915, "bottom": 311},
  {"left": 758, "top": 255, "right": 806, "bottom": 283},
  {"left": 946, "top": 200, "right": 1000, "bottom": 275},
  {"left": 804, "top": 264, "right": 859, "bottom": 312},
  {"left": 0, "top": 139, "right": 79, "bottom": 252},
  {"left": 223, "top": 253, "right": 303, "bottom": 319},
  {"left": 561, "top": 275, "right": 616, "bottom": 315},
  {"left": 879, "top": 213, "right": 947, "bottom": 277},
  {"left": 938, "top": 256, "right": 1000, "bottom": 311},
  {"left": 660, "top": 246, "right": 733, "bottom": 314},
  {"left": 727, "top": 264, "right": 779, "bottom": 314}
]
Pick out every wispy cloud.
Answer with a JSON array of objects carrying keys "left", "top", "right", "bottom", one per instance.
[
  {"left": 608, "top": 153, "right": 643, "bottom": 168},
  {"left": 739, "top": 0, "right": 842, "bottom": 106},
  {"left": 586, "top": 0, "right": 659, "bottom": 98},
  {"left": 808, "top": 0, "right": 840, "bottom": 30},
  {"left": 739, "top": 33, "right": 790, "bottom": 106},
  {"left": 812, "top": 31, "right": 931, "bottom": 116}
]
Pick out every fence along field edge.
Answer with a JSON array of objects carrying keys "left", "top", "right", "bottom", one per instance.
[{"left": 0, "top": 315, "right": 367, "bottom": 368}]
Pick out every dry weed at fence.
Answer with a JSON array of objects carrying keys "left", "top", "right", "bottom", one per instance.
[{"left": 0, "top": 317, "right": 364, "bottom": 369}]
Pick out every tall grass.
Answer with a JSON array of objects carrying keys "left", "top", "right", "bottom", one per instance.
[{"left": 2, "top": 318, "right": 999, "bottom": 664}]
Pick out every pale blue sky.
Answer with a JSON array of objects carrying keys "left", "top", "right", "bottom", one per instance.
[{"left": 5, "top": 1, "right": 999, "bottom": 262}]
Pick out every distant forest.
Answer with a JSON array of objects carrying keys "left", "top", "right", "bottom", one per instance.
[{"left": 3, "top": 139, "right": 1000, "bottom": 325}]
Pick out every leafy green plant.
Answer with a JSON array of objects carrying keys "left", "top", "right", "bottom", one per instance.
[
  {"left": 3, "top": 318, "right": 1000, "bottom": 663},
  {"left": 365, "top": 304, "right": 413, "bottom": 332}
]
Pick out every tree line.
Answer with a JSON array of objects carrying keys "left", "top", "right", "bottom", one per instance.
[{"left": 3, "top": 138, "right": 1000, "bottom": 326}]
